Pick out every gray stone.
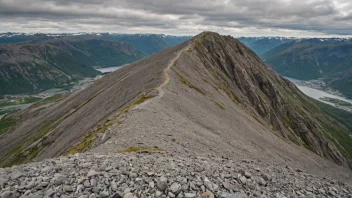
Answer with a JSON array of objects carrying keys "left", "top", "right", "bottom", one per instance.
[
  {"left": 112, "top": 192, "right": 123, "bottom": 198},
  {"left": 53, "top": 174, "right": 66, "bottom": 185},
  {"left": 0, "top": 191, "right": 12, "bottom": 198},
  {"left": 11, "top": 173, "right": 23, "bottom": 180},
  {"left": 184, "top": 193, "right": 197, "bottom": 198},
  {"left": 257, "top": 178, "right": 266, "bottom": 186},
  {"left": 168, "top": 192, "right": 175, "bottom": 197},
  {"left": 90, "top": 178, "right": 97, "bottom": 187},
  {"left": 123, "top": 192, "right": 135, "bottom": 198},
  {"left": 170, "top": 182, "right": 181, "bottom": 194},
  {"left": 63, "top": 185, "right": 74, "bottom": 192},
  {"left": 41, "top": 166, "right": 52, "bottom": 172},
  {"left": 111, "top": 181, "right": 118, "bottom": 191},
  {"left": 239, "top": 176, "right": 247, "bottom": 184},
  {"left": 244, "top": 171, "right": 251, "bottom": 179},
  {"left": 92, "top": 187, "right": 100, "bottom": 193},
  {"left": 155, "top": 191, "right": 163, "bottom": 197},
  {"left": 101, "top": 190, "right": 110, "bottom": 197},
  {"left": 157, "top": 177, "right": 168, "bottom": 191},
  {"left": 87, "top": 170, "right": 99, "bottom": 177},
  {"left": 201, "top": 191, "right": 214, "bottom": 198},
  {"left": 76, "top": 184, "right": 85, "bottom": 193},
  {"left": 84, "top": 180, "right": 91, "bottom": 187}
]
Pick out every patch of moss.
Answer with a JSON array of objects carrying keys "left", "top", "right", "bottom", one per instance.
[
  {"left": 250, "top": 114, "right": 265, "bottom": 127},
  {"left": 0, "top": 109, "right": 19, "bottom": 116},
  {"left": 195, "top": 40, "right": 202, "bottom": 46},
  {"left": 65, "top": 130, "right": 98, "bottom": 155},
  {"left": 218, "top": 86, "right": 241, "bottom": 104},
  {"left": 283, "top": 116, "right": 294, "bottom": 129},
  {"left": 0, "top": 117, "right": 17, "bottom": 135},
  {"left": 134, "top": 94, "right": 155, "bottom": 105},
  {"left": 122, "top": 94, "right": 156, "bottom": 113},
  {"left": 0, "top": 97, "right": 42, "bottom": 108},
  {"left": 214, "top": 101, "right": 225, "bottom": 110},
  {"left": 31, "top": 94, "right": 65, "bottom": 108},
  {"left": 118, "top": 147, "right": 164, "bottom": 154},
  {"left": 202, "top": 77, "right": 209, "bottom": 84},
  {"left": 3, "top": 141, "right": 53, "bottom": 167},
  {"left": 172, "top": 69, "right": 206, "bottom": 95},
  {"left": 65, "top": 118, "right": 120, "bottom": 155}
]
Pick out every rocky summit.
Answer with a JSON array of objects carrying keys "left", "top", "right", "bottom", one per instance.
[{"left": 1, "top": 32, "right": 352, "bottom": 197}]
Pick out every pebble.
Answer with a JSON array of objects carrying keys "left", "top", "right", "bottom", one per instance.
[{"left": 170, "top": 182, "right": 181, "bottom": 193}]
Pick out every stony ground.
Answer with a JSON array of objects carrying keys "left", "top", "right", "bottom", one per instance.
[{"left": 0, "top": 152, "right": 351, "bottom": 198}]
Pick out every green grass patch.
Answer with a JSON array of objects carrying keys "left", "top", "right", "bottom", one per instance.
[
  {"left": 0, "top": 109, "right": 19, "bottom": 116},
  {"left": 312, "top": 99, "right": 352, "bottom": 158},
  {"left": 31, "top": 94, "right": 65, "bottom": 108},
  {"left": 0, "top": 97, "right": 42, "bottom": 108},
  {"left": 195, "top": 39, "right": 202, "bottom": 46},
  {"left": 0, "top": 117, "right": 17, "bottom": 135},
  {"left": 313, "top": 99, "right": 352, "bottom": 132},
  {"left": 214, "top": 101, "right": 225, "bottom": 110},
  {"left": 65, "top": 115, "right": 125, "bottom": 155},
  {"left": 172, "top": 69, "right": 206, "bottom": 95},
  {"left": 118, "top": 147, "right": 164, "bottom": 154},
  {"left": 218, "top": 86, "right": 241, "bottom": 104},
  {"left": 65, "top": 130, "right": 99, "bottom": 155},
  {"left": 122, "top": 94, "right": 156, "bottom": 113}
]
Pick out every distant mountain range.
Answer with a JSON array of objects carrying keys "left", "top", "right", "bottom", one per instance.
[
  {"left": 0, "top": 33, "right": 190, "bottom": 95},
  {"left": 0, "top": 32, "right": 191, "bottom": 55},
  {"left": 239, "top": 36, "right": 352, "bottom": 99},
  {"left": 237, "top": 37, "right": 297, "bottom": 57}
]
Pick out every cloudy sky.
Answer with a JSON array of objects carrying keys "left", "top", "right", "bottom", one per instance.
[{"left": 1, "top": 0, "right": 352, "bottom": 37}]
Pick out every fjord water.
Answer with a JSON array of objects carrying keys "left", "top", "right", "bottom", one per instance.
[
  {"left": 284, "top": 76, "right": 352, "bottom": 106},
  {"left": 95, "top": 65, "right": 126, "bottom": 73}
]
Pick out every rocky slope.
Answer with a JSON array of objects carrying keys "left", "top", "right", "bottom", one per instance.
[
  {"left": 0, "top": 153, "right": 351, "bottom": 198},
  {"left": 0, "top": 32, "right": 352, "bottom": 195}
]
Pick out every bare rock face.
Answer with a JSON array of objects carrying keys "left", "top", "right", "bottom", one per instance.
[{"left": 182, "top": 32, "right": 352, "bottom": 168}]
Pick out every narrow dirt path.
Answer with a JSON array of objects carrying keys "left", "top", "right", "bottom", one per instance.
[
  {"left": 134, "top": 44, "right": 190, "bottom": 108},
  {"left": 156, "top": 44, "right": 191, "bottom": 99}
]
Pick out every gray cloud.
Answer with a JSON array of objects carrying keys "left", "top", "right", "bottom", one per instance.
[{"left": 0, "top": 0, "right": 351, "bottom": 36}]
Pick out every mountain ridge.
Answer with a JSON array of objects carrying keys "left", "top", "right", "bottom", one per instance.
[{"left": 0, "top": 32, "right": 351, "bottom": 186}]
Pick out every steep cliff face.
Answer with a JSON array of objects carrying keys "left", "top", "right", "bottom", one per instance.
[{"left": 178, "top": 32, "right": 352, "bottom": 168}]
